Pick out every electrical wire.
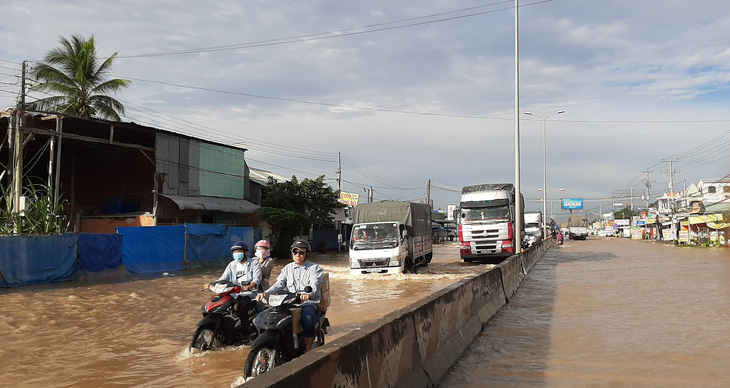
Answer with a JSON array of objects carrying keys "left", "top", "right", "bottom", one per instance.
[{"left": 116, "top": 1, "right": 547, "bottom": 59}]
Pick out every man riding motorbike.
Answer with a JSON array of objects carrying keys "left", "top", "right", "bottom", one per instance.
[
  {"left": 256, "top": 239, "right": 322, "bottom": 353},
  {"left": 205, "top": 241, "right": 261, "bottom": 340}
]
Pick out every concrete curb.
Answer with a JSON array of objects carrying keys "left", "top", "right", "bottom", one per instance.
[{"left": 241, "top": 239, "right": 551, "bottom": 387}]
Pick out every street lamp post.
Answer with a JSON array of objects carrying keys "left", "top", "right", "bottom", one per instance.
[
  {"left": 539, "top": 187, "right": 565, "bottom": 231},
  {"left": 525, "top": 110, "right": 565, "bottom": 237}
]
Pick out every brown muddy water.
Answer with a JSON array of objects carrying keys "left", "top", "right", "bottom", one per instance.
[
  {"left": 0, "top": 242, "right": 479, "bottom": 387},
  {"left": 440, "top": 237, "right": 730, "bottom": 387}
]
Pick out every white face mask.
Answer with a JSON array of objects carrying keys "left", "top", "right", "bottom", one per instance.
[{"left": 254, "top": 250, "right": 264, "bottom": 259}]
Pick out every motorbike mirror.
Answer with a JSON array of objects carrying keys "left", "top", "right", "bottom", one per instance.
[{"left": 304, "top": 286, "right": 313, "bottom": 293}]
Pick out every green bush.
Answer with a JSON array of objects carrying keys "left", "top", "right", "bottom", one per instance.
[{"left": 0, "top": 180, "right": 69, "bottom": 235}]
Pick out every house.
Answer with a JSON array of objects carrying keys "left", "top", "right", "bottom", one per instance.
[
  {"left": 656, "top": 178, "right": 730, "bottom": 244},
  {"left": 1, "top": 111, "right": 259, "bottom": 234}
]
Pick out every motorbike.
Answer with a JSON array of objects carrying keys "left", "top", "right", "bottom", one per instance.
[
  {"left": 190, "top": 280, "right": 259, "bottom": 351},
  {"left": 243, "top": 287, "right": 330, "bottom": 378},
  {"left": 557, "top": 233, "right": 564, "bottom": 245}
]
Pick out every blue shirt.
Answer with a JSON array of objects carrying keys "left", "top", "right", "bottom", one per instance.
[
  {"left": 217, "top": 258, "right": 262, "bottom": 298},
  {"left": 265, "top": 260, "right": 322, "bottom": 307}
]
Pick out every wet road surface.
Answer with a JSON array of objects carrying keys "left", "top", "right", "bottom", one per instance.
[
  {"left": 1, "top": 241, "right": 479, "bottom": 387},
  {"left": 440, "top": 237, "right": 730, "bottom": 387}
]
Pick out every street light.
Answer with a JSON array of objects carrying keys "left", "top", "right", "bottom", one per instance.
[
  {"left": 525, "top": 110, "right": 565, "bottom": 237},
  {"left": 538, "top": 187, "right": 565, "bottom": 230}
]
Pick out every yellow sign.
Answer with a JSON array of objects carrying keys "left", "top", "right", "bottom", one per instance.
[
  {"left": 688, "top": 213, "right": 724, "bottom": 224},
  {"left": 338, "top": 192, "right": 359, "bottom": 206},
  {"left": 707, "top": 222, "right": 730, "bottom": 229}
]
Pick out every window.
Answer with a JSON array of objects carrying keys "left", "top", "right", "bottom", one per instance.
[
  {"left": 707, "top": 186, "right": 716, "bottom": 193},
  {"left": 724, "top": 186, "right": 730, "bottom": 193}
]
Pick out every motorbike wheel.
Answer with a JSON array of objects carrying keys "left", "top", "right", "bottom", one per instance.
[
  {"left": 244, "top": 343, "right": 282, "bottom": 378},
  {"left": 191, "top": 325, "right": 220, "bottom": 351}
]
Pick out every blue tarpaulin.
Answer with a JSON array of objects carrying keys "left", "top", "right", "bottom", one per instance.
[
  {"left": 78, "top": 233, "right": 123, "bottom": 272},
  {"left": 186, "top": 224, "right": 254, "bottom": 269},
  {"left": 116, "top": 225, "right": 185, "bottom": 273},
  {"left": 0, "top": 234, "right": 78, "bottom": 286},
  {"left": 226, "top": 227, "right": 254, "bottom": 252}
]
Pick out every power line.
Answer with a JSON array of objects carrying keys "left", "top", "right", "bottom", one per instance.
[{"left": 116, "top": 1, "right": 548, "bottom": 59}]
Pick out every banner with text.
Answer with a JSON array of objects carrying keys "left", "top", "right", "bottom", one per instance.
[
  {"left": 561, "top": 198, "right": 584, "bottom": 210},
  {"left": 339, "top": 192, "right": 360, "bottom": 206}
]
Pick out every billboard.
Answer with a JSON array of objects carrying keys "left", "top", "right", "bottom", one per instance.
[
  {"left": 338, "top": 192, "right": 360, "bottom": 206},
  {"left": 561, "top": 198, "right": 584, "bottom": 210}
]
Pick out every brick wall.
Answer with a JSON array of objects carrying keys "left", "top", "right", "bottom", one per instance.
[{"left": 80, "top": 215, "right": 156, "bottom": 234}]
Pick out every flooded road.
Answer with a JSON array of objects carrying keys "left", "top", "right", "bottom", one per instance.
[
  {"left": 440, "top": 238, "right": 730, "bottom": 387},
  {"left": 0, "top": 242, "right": 480, "bottom": 387}
]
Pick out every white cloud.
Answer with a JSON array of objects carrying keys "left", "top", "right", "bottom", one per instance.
[{"left": 1, "top": 0, "right": 728, "bottom": 213}]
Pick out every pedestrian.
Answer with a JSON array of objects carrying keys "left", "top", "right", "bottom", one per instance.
[
  {"left": 253, "top": 240, "right": 275, "bottom": 291},
  {"left": 257, "top": 239, "right": 323, "bottom": 353},
  {"left": 204, "top": 241, "right": 261, "bottom": 338}
]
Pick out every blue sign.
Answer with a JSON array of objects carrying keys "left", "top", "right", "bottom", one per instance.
[{"left": 561, "top": 198, "right": 584, "bottom": 210}]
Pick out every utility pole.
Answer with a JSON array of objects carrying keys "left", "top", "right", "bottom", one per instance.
[
  {"left": 13, "top": 61, "right": 27, "bottom": 218},
  {"left": 663, "top": 158, "right": 678, "bottom": 239},
  {"left": 663, "top": 159, "right": 678, "bottom": 213},
  {"left": 643, "top": 170, "right": 653, "bottom": 209},
  {"left": 426, "top": 179, "right": 431, "bottom": 206},
  {"left": 336, "top": 151, "right": 341, "bottom": 192},
  {"left": 628, "top": 184, "right": 636, "bottom": 211}
]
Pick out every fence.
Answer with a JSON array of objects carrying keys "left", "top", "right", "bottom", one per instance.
[{"left": 0, "top": 224, "right": 253, "bottom": 287}]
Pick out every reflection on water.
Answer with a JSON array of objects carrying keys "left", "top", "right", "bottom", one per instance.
[{"left": 441, "top": 239, "right": 730, "bottom": 387}]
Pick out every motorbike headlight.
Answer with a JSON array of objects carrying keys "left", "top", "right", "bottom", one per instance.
[{"left": 349, "top": 258, "right": 360, "bottom": 268}]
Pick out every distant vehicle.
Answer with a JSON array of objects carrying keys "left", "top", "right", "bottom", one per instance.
[
  {"left": 437, "top": 221, "right": 457, "bottom": 241},
  {"left": 568, "top": 215, "right": 588, "bottom": 240},
  {"left": 349, "top": 201, "right": 433, "bottom": 275},
  {"left": 458, "top": 183, "right": 524, "bottom": 263},
  {"left": 523, "top": 211, "right": 543, "bottom": 247},
  {"left": 432, "top": 223, "right": 447, "bottom": 243},
  {"left": 597, "top": 230, "right": 609, "bottom": 237}
]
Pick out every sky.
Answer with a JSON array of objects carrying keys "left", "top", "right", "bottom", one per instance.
[{"left": 1, "top": 0, "right": 729, "bottom": 223}]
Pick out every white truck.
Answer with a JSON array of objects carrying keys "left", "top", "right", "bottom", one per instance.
[
  {"left": 458, "top": 183, "right": 524, "bottom": 263},
  {"left": 568, "top": 215, "right": 588, "bottom": 240},
  {"left": 348, "top": 201, "right": 433, "bottom": 275},
  {"left": 523, "top": 211, "right": 543, "bottom": 247}
]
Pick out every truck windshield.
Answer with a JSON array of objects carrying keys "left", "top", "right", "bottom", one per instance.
[
  {"left": 351, "top": 223, "right": 399, "bottom": 249},
  {"left": 461, "top": 206, "right": 510, "bottom": 221}
]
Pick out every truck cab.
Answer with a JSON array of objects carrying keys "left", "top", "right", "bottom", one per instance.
[
  {"left": 458, "top": 183, "right": 523, "bottom": 263},
  {"left": 349, "top": 222, "right": 407, "bottom": 275}
]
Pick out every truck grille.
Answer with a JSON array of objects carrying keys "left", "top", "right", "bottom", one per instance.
[
  {"left": 464, "top": 228, "right": 501, "bottom": 240},
  {"left": 358, "top": 258, "right": 389, "bottom": 268}
]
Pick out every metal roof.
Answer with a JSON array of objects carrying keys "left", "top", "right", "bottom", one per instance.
[{"left": 160, "top": 194, "right": 259, "bottom": 214}]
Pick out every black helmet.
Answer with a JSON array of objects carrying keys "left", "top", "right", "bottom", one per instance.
[
  {"left": 231, "top": 241, "right": 249, "bottom": 251},
  {"left": 290, "top": 239, "right": 311, "bottom": 251}
]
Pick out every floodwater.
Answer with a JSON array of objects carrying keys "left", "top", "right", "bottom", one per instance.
[
  {"left": 0, "top": 242, "right": 480, "bottom": 387},
  {"left": 440, "top": 237, "right": 730, "bottom": 387}
]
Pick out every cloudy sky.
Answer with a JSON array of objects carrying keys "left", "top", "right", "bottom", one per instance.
[{"left": 1, "top": 0, "right": 729, "bottom": 221}]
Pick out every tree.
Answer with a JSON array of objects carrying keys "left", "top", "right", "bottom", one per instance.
[
  {"left": 257, "top": 175, "right": 342, "bottom": 257},
  {"left": 614, "top": 207, "right": 635, "bottom": 220},
  {"left": 27, "top": 34, "right": 130, "bottom": 121}
]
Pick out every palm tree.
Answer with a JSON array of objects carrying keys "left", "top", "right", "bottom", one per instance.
[{"left": 27, "top": 34, "right": 130, "bottom": 121}]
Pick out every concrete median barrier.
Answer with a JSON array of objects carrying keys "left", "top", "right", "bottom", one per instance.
[{"left": 243, "top": 243, "right": 550, "bottom": 387}]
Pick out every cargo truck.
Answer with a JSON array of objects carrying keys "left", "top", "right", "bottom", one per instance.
[
  {"left": 348, "top": 201, "right": 433, "bottom": 275},
  {"left": 524, "top": 211, "right": 543, "bottom": 247},
  {"left": 568, "top": 215, "right": 588, "bottom": 240},
  {"left": 458, "top": 183, "right": 524, "bottom": 263}
]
